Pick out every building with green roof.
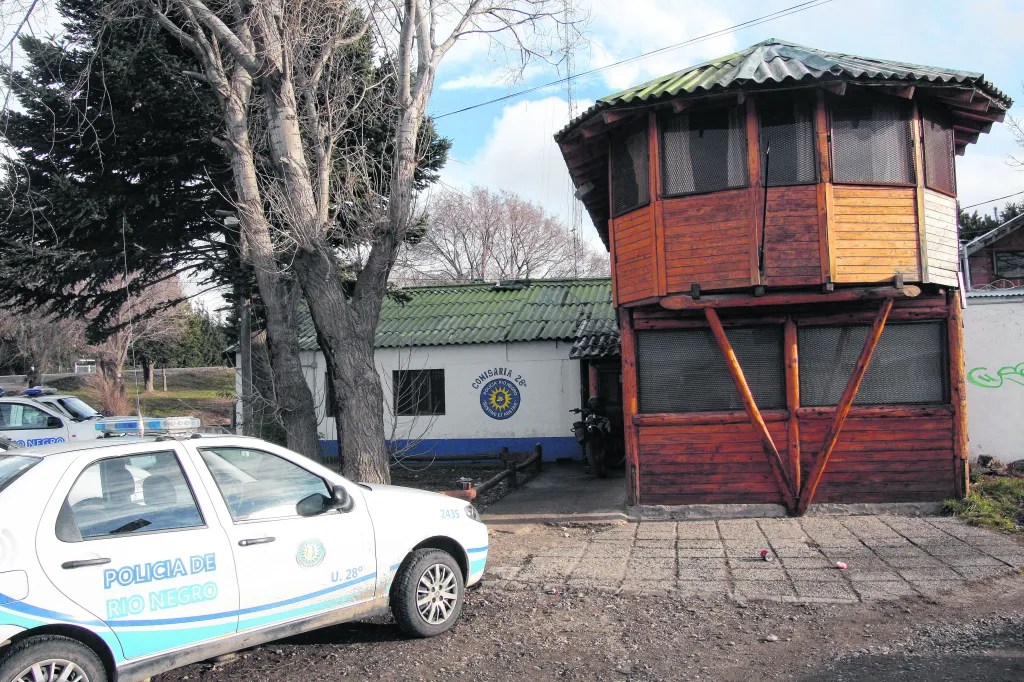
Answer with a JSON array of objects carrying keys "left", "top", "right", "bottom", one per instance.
[{"left": 294, "top": 278, "right": 619, "bottom": 459}]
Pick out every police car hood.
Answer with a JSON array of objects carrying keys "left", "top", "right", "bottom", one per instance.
[{"left": 359, "top": 483, "right": 457, "bottom": 509}]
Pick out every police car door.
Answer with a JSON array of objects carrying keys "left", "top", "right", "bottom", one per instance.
[
  {"left": 0, "top": 400, "right": 70, "bottom": 447},
  {"left": 36, "top": 444, "right": 239, "bottom": 660},
  {"left": 188, "top": 444, "right": 376, "bottom": 635}
]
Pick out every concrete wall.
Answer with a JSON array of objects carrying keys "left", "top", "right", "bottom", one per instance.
[
  {"left": 304, "top": 340, "right": 583, "bottom": 460},
  {"left": 964, "top": 295, "right": 1024, "bottom": 463}
]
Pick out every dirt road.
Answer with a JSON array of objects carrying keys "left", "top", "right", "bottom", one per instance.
[{"left": 157, "top": 523, "right": 1024, "bottom": 681}]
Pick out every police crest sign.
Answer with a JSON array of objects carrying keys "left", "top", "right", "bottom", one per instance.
[{"left": 472, "top": 367, "right": 525, "bottom": 420}]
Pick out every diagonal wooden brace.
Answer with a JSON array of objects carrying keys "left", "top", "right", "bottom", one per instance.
[
  {"left": 797, "top": 298, "right": 894, "bottom": 515},
  {"left": 705, "top": 308, "right": 796, "bottom": 513}
]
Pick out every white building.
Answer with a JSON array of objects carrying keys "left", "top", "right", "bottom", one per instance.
[{"left": 294, "top": 278, "right": 617, "bottom": 460}]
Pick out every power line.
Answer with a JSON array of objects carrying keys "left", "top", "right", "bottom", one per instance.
[
  {"left": 960, "top": 189, "right": 1024, "bottom": 210},
  {"left": 434, "top": 0, "right": 838, "bottom": 119}
]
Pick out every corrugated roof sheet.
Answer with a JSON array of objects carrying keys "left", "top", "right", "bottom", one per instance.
[
  {"left": 295, "top": 278, "right": 615, "bottom": 351},
  {"left": 556, "top": 38, "right": 1011, "bottom": 141},
  {"left": 570, "top": 317, "right": 621, "bottom": 360}
]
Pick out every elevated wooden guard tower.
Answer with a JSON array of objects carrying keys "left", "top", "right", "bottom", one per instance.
[{"left": 556, "top": 40, "right": 1011, "bottom": 514}]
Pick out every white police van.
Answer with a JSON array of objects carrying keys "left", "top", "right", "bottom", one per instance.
[
  {"left": 0, "top": 398, "right": 99, "bottom": 448},
  {"left": 0, "top": 435, "right": 488, "bottom": 682}
]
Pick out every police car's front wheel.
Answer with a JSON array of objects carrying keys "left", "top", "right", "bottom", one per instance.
[
  {"left": 0, "top": 635, "right": 106, "bottom": 682},
  {"left": 391, "top": 548, "right": 465, "bottom": 638}
]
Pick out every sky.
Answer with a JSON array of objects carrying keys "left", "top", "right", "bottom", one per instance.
[{"left": 428, "top": 0, "right": 1024, "bottom": 245}]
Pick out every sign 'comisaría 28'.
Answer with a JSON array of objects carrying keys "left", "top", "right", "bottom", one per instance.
[{"left": 472, "top": 367, "right": 526, "bottom": 420}]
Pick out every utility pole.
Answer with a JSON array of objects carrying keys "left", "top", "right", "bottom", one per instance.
[{"left": 227, "top": 215, "right": 254, "bottom": 436}]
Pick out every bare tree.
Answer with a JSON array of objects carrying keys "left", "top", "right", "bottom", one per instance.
[
  {"left": 115, "top": 0, "right": 574, "bottom": 482},
  {"left": 395, "top": 185, "right": 609, "bottom": 284},
  {"left": 0, "top": 305, "right": 84, "bottom": 385}
]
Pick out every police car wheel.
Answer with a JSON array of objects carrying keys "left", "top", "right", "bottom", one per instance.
[
  {"left": 0, "top": 635, "right": 106, "bottom": 682},
  {"left": 391, "top": 548, "right": 465, "bottom": 638}
]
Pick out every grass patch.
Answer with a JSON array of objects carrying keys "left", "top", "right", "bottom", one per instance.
[
  {"left": 51, "top": 368, "right": 235, "bottom": 426},
  {"left": 943, "top": 475, "right": 1024, "bottom": 533}
]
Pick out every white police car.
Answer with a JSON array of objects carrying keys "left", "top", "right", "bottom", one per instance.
[
  {"left": 0, "top": 435, "right": 488, "bottom": 682},
  {"left": 0, "top": 397, "right": 99, "bottom": 448}
]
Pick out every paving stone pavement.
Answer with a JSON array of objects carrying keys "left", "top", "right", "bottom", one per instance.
[{"left": 489, "top": 515, "right": 1024, "bottom": 603}]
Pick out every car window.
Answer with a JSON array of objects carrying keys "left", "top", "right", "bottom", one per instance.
[
  {"left": 58, "top": 451, "right": 204, "bottom": 542},
  {"left": 0, "top": 403, "right": 55, "bottom": 430},
  {"left": 57, "top": 397, "right": 101, "bottom": 420},
  {"left": 0, "top": 454, "right": 38, "bottom": 493},
  {"left": 198, "top": 447, "right": 331, "bottom": 522}
]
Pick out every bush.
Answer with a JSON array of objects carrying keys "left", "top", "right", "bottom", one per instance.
[{"left": 92, "top": 373, "right": 137, "bottom": 416}]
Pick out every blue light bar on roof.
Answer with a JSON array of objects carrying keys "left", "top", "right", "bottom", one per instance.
[{"left": 96, "top": 416, "right": 201, "bottom": 434}]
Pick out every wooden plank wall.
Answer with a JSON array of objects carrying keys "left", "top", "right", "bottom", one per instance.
[
  {"left": 636, "top": 414, "right": 787, "bottom": 505},
  {"left": 922, "top": 190, "right": 960, "bottom": 287},
  {"left": 612, "top": 205, "right": 657, "bottom": 304},
  {"left": 831, "top": 186, "right": 921, "bottom": 283},
  {"left": 662, "top": 188, "right": 753, "bottom": 292},
  {"left": 763, "top": 185, "right": 823, "bottom": 286},
  {"left": 798, "top": 409, "right": 957, "bottom": 503}
]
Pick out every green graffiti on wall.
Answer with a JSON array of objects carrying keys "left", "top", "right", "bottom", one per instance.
[{"left": 967, "top": 363, "right": 1024, "bottom": 389}]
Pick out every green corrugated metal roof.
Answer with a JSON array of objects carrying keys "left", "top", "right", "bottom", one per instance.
[
  {"left": 556, "top": 38, "right": 1011, "bottom": 141},
  {"left": 295, "top": 278, "right": 614, "bottom": 351}
]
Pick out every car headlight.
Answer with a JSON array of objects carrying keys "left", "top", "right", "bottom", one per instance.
[{"left": 464, "top": 504, "right": 480, "bottom": 522}]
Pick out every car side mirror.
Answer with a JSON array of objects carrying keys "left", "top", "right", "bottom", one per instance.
[
  {"left": 329, "top": 485, "right": 354, "bottom": 513},
  {"left": 296, "top": 485, "right": 354, "bottom": 517},
  {"left": 46, "top": 416, "right": 63, "bottom": 429}
]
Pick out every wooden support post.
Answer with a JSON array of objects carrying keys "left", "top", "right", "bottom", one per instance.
[
  {"left": 797, "top": 298, "right": 894, "bottom": 515},
  {"left": 948, "top": 291, "right": 970, "bottom": 497},
  {"left": 784, "top": 318, "right": 801, "bottom": 493},
  {"left": 814, "top": 90, "right": 835, "bottom": 284},
  {"left": 618, "top": 307, "right": 641, "bottom": 506},
  {"left": 911, "top": 101, "right": 930, "bottom": 284},
  {"left": 705, "top": 308, "right": 796, "bottom": 512},
  {"left": 746, "top": 97, "right": 764, "bottom": 286},
  {"left": 649, "top": 110, "right": 668, "bottom": 296},
  {"left": 588, "top": 363, "right": 600, "bottom": 400}
]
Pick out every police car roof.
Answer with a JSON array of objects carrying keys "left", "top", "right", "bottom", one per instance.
[{"left": 20, "top": 434, "right": 261, "bottom": 459}]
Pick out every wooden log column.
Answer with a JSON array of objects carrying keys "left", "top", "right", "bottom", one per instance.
[
  {"left": 784, "top": 318, "right": 801, "bottom": 493},
  {"left": 948, "top": 290, "right": 970, "bottom": 497},
  {"left": 798, "top": 297, "right": 894, "bottom": 515},
  {"left": 619, "top": 307, "right": 641, "bottom": 505},
  {"left": 705, "top": 308, "right": 796, "bottom": 512}
]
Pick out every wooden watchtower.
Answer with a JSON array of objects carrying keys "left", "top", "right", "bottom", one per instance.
[{"left": 556, "top": 40, "right": 1011, "bottom": 514}]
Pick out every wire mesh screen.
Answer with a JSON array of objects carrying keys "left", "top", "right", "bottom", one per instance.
[
  {"left": 610, "top": 122, "right": 650, "bottom": 216},
  {"left": 759, "top": 101, "right": 816, "bottom": 186},
  {"left": 798, "top": 322, "right": 946, "bottom": 406},
  {"left": 831, "top": 100, "right": 915, "bottom": 184},
  {"left": 636, "top": 326, "right": 784, "bottom": 413},
  {"left": 660, "top": 106, "right": 748, "bottom": 196},
  {"left": 922, "top": 112, "right": 956, "bottom": 195}
]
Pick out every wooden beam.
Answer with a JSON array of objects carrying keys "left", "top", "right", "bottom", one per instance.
[
  {"left": 618, "top": 307, "right": 641, "bottom": 506},
  {"left": 746, "top": 97, "right": 763, "bottom": 286},
  {"left": 634, "top": 409, "right": 789, "bottom": 427},
  {"left": 797, "top": 298, "right": 894, "bottom": 515},
  {"left": 937, "top": 96, "right": 990, "bottom": 113},
  {"left": 660, "top": 284, "right": 920, "bottom": 311},
  {"left": 947, "top": 290, "right": 970, "bottom": 497},
  {"left": 649, "top": 111, "right": 667, "bottom": 297},
  {"left": 815, "top": 90, "right": 835, "bottom": 283},
  {"left": 603, "top": 111, "right": 632, "bottom": 126},
  {"left": 705, "top": 308, "right": 796, "bottom": 512},
  {"left": 784, "top": 318, "right": 801, "bottom": 493},
  {"left": 911, "top": 102, "right": 930, "bottom": 284}
]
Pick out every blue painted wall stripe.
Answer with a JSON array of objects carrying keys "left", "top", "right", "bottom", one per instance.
[{"left": 320, "top": 437, "right": 581, "bottom": 461}]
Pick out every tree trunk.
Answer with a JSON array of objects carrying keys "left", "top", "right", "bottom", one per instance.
[
  {"left": 295, "top": 249, "right": 390, "bottom": 483},
  {"left": 142, "top": 357, "right": 155, "bottom": 392},
  {"left": 222, "top": 84, "right": 321, "bottom": 460}
]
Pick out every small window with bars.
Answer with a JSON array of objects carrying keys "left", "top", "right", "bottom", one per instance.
[
  {"left": 922, "top": 110, "right": 956, "bottom": 195},
  {"left": 636, "top": 326, "right": 784, "bottom": 413},
  {"left": 831, "top": 98, "right": 915, "bottom": 185},
  {"left": 393, "top": 369, "right": 446, "bottom": 416},
  {"left": 610, "top": 120, "right": 650, "bottom": 216},
  {"left": 660, "top": 106, "right": 748, "bottom": 196},
  {"left": 994, "top": 251, "right": 1024, "bottom": 278},
  {"left": 759, "top": 99, "right": 817, "bottom": 186},
  {"left": 798, "top": 322, "right": 947, "bottom": 406}
]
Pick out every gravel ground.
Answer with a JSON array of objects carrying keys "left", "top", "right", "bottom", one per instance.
[{"left": 157, "top": 523, "right": 1024, "bottom": 682}]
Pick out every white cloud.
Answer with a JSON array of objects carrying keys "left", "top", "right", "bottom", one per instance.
[{"left": 441, "top": 96, "right": 601, "bottom": 242}]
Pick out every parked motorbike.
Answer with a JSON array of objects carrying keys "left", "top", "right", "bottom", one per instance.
[{"left": 571, "top": 397, "right": 612, "bottom": 478}]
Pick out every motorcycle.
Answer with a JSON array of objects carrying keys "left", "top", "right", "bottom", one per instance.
[{"left": 571, "top": 397, "right": 612, "bottom": 479}]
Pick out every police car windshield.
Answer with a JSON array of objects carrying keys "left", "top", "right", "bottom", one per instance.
[
  {"left": 0, "top": 454, "right": 39, "bottom": 493},
  {"left": 58, "top": 397, "right": 102, "bottom": 420}
]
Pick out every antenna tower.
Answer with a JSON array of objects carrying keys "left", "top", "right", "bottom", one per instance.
[{"left": 563, "top": 0, "right": 583, "bottom": 277}]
